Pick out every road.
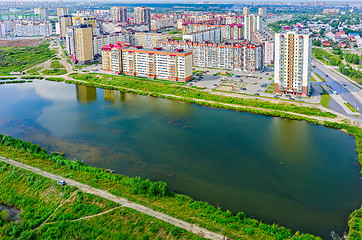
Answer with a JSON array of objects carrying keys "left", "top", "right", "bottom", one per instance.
[
  {"left": 0, "top": 156, "right": 226, "bottom": 240},
  {"left": 313, "top": 60, "right": 362, "bottom": 120}
]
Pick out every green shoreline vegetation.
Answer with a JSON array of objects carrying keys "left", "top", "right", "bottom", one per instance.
[
  {"left": 66, "top": 73, "right": 337, "bottom": 119},
  {"left": 0, "top": 134, "right": 321, "bottom": 240},
  {"left": 0, "top": 44, "right": 55, "bottom": 75},
  {"left": 0, "top": 160, "right": 204, "bottom": 240}
]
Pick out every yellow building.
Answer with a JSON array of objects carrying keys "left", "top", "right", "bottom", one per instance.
[
  {"left": 60, "top": 15, "right": 72, "bottom": 38},
  {"left": 75, "top": 24, "right": 94, "bottom": 64},
  {"left": 134, "top": 32, "right": 167, "bottom": 48},
  {"left": 72, "top": 16, "right": 96, "bottom": 29},
  {"left": 101, "top": 43, "right": 125, "bottom": 74}
]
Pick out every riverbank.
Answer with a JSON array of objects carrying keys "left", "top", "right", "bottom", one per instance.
[
  {"left": 0, "top": 159, "right": 202, "bottom": 239},
  {"left": 0, "top": 134, "right": 322, "bottom": 240}
]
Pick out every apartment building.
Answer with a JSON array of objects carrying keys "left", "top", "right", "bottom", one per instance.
[
  {"left": 122, "top": 46, "right": 193, "bottom": 82},
  {"left": 134, "top": 7, "right": 151, "bottom": 30},
  {"left": 110, "top": 6, "right": 127, "bottom": 22},
  {"left": 182, "top": 23, "right": 243, "bottom": 41},
  {"left": 66, "top": 24, "right": 94, "bottom": 64},
  {"left": 134, "top": 32, "right": 167, "bottom": 48},
  {"left": 244, "top": 14, "right": 263, "bottom": 41},
  {"left": 60, "top": 15, "right": 72, "bottom": 38},
  {"left": 72, "top": 16, "right": 97, "bottom": 29},
  {"left": 274, "top": 31, "right": 311, "bottom": 96},
  {"left": 258, "top": 7, "right": 267, "bottom": 18},
  {"left": 34, "top": 8, "right": 48, "bottom": 21},
  {"left": 158, "top": 40, "right": 264, "bottom": 72},
  {"left": 252, "top": 30, "right": 274, "bottom": 65},
  {"left": 13, "top": 21, "right": 52, "bottom": 37},
  {"left": 101, "top": 43, "right": 128, "bottom": 74},
  {"left": 243, "top": 7, "right": 250, "bottom": 15},
  {"left": 93, "top": 30, "right": 134, "bottom": 56},
  {"left": 57, "top": 8, "right": 69, "bottom": 18},
  {"left": 183, "top": 28, "right": 222, "bottom": 43}
]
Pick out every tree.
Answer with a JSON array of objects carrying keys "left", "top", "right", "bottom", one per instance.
[{"left": 312, "top": 39, "right": 322, "bottom": 46}]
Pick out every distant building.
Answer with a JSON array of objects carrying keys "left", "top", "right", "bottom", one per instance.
[
  {"left": 57, "top": 8, "right": 69, "bottom": 18},
  {"left": 258, "top": 7, "right": 267, "bottom": 18},
  {"left": 274, "top": 31, "right": 311, "bottom": 96},
  {"left": 244, "top": 14, "right": 263, "bottom": 41},
  {"left": 243, "top": 7, "right": 250, "bottom": 15},
  {"left": 134, "top": 7, "right": 151, "bottom": 30},
  {"left": 158, "top": 40, "right": 264, "bottom": 72},
  {"left": 34, "top": 8, "right": 48, "bottom": 21},
  {"left": 13, "top": 21, "right": 52, "bottom": 37},
  {"left": 60, "top": 15, "right": 72, "bottom": 38},
  {"left": 323, "top": 9, "right": 339, "bottom": 14},
  {"left": 122, "top": 46, "right": 193, "bottom": 81},
  {"left": 110, "top": 6, "right": 127, "bottom": 22},
  {"left": 134, "top": 32, "right": 167, "bottom": 48}
]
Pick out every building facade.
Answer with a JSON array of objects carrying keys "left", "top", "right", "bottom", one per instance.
[
  {"left": 57, "top": 8, "right": 69, "bottom": 18},
  {"left": 158, "top": 40, "right": 264, "bottom": 72},
  {"left": 134, "top": 7, "right": 151, "bottom": 30},
  {"left": 122, "top": 46, "right": 193, "bottom": 81},
  {"left": 34, "top": 8, "right": 48, "bottom": 21},
  {"left": 60, "top": 15, "right": 72, "bottom": 38},
  {"left": 274, "top": 32, "right": 311, "bottom": 96},
  {"left": 110, "top": 6, "right": 127, "bottom": 22},
  {"left": 66, "top": 24, "right": 94, "bottom": 64},
  {"left": 244, "top": 14, "right": 263, "bottom": 41},
  {"left": 13, "top": 21, "right": 52, "bottom": 37}
]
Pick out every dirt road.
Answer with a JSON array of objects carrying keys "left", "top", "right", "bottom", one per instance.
[{"left": 0, "top": 156, "right": 226, "bottom": 240}]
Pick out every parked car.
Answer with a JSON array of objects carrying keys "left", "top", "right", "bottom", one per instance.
[
  {"left": 235, "top": 75, "right": 241, "bottom": 77},
  {"left": 57, "top": 180, "right": 66, "bottom": 185},
  {"left": 254, "top": 93, "right": 260, "bottom": 96},
  {"left": 242, "top": 87, "right": 247, "bottom": 90}
]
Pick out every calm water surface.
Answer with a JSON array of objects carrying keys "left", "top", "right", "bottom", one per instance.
[{"left": 0, "top": 80, "right": 361, "bottom": 239}]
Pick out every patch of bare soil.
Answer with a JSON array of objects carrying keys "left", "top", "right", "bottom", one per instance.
[{"left": 0, "top": 38, "right": 44, "bottom": 47}]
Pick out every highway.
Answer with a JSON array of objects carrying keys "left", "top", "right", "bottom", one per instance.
[{"left": 313, "top": 60, "right": 362, "bottom": 116}]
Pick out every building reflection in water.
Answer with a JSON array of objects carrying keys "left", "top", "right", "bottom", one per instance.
[
  {"left": 76, "top": 85, "right": 97, "bottom": 104},
  {"left": 104, "top": 89, "right": 125, "bottom": 103}
]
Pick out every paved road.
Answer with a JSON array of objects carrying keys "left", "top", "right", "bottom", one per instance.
[
  {"left": 0, "top": 156, "right": 226, "bottom": 240},
  {"left": 313, "top": 60, "right": 362, "bottom": 121}
]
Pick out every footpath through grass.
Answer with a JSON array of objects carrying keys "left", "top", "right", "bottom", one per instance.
[
  {"left": 0, "top": 134, "right": 323, "bottom": 240},
  {"left": 0, "top": 161, "right": 203, "bottom": 240},
  {"left": 67, "top": 73, "right": 337, "bottom": 119},
  {"left": 0, "top": 44, "right": 55, "bottom": 75}
]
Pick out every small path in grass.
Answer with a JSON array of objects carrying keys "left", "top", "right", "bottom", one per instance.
[{"left": 0, "top": 156, "right": 227, "bottom": 240}]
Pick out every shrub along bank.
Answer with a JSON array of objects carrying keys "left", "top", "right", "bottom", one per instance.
[
  {"left": 66, "top": 73, "right": 337, "bottom": 119},
  {"left": 0, "top": 134, "right": 321, "bottom": 240},
  {"left": 0, "top": 161, "right": 202, "bottom": 240}
]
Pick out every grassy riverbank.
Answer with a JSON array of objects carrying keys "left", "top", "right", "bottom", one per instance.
[
  {"left": 66, "top": 73, "right": 337, "bottom": 119},
  {"left": 0, "top": 134, "right": 322, "bottom": 240},
  {"left": 0, "top": 44, "right": 55, "bottom": 75},
  {"left": 0, "top": 161, "right": 205, "bottom": 239}
]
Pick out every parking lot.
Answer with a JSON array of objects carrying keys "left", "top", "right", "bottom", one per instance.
[{"left": 190, "top": 67, "right": 323, "bottom": 103}]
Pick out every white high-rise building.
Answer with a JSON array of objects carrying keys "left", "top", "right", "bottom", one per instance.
[
  {"left": 274, "top": 31, "right": 312, "bottom": 96},
  {"left": 258, "top": 7, "right": 267, "bottom": 18},
  {"left": 244, "top": 14, "right": 263, "bottom": 41},
  {"left": 110, "top": 6, "right": 127, "bottom": 22}
]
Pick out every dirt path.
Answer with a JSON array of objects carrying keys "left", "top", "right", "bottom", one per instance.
[{"left": 0, "top": 156, "right": 226, "bottom": 240}]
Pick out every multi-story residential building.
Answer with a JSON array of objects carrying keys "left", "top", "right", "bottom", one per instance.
[
  {"left": 258, "top": 7, "right": 267, "bottom": 18},
  {"left": 93, "top": 30, "right": 134, "bottom": 56},
  {"left": 121, "top": 46, "right": 193, "bottom": 81},
  {"left": 34, "top": 8, "right": 48, "bottom": 21},
  {"left": 253, "top": 30, "right": 274, "bottom": 65},
  {"left": 182, "top": 23, "right": 243, "bottom": 41},
  {"left": 322, "top": 9, "right": 339, "bottom": 14},
  {"left": 134, "top": 7, "right": 151, "bottom": 30},
  {"left": 66, "top": 24, "right": 94, "bottom": 64},
  {"left": 101, "top": 42, "right": 128, "bottom": 74},
  {"left": 244, "top": 14, "right": 263, "bottom": 41},
  {"left": 13, "top": 21, "right": 52, "bottom": 37},
  {"left": 274, "top": 31, "right": 311, "bottom": 96},
  {"left": 134, "top": 32, "right": 167, "bottom": 48},
  {"left": 57, "top": 8, "right": 69, "bottom": 18},
  {"left": 183, "top": 28, "right": 222, "bottom": 43},
  {"left": 72, "top": 16, "right": 97, "bottom": 29},
  {"left": 243, "top": 7, "right": 250, "bottom": 16},
  {"left": 110, "top": 6, "right": 127, "bottom": 22},
  {"left": 158, "top": 40, "right": 264, "bottom": 72},
  {"left": 60, "top": 15, "right": 72, "bottom": 38}
]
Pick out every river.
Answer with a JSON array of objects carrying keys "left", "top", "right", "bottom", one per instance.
[{"left": 0, "top": 80, "right": 361, "bottom": 239}]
